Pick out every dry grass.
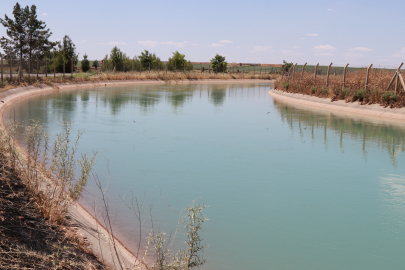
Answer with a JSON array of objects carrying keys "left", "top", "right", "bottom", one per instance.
[
  {"left": 0, "top": 71, "right": 278, "bottom": 91},
  {"left": 275, "top": 69, "right": 405, "bottom": 108},
  {"left": 0, "top": 146, "right": 105, "bottom": 269}
]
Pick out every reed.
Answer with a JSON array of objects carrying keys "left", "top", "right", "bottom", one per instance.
[{"left": 275, "top": 69, "right": 405, "bottom": 107}]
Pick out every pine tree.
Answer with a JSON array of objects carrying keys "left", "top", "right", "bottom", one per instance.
[{"left": 81, "top": 53, "right": 90, "bottom": 72}]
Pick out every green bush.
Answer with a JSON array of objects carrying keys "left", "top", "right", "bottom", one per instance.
[
  {"left": 321, "top": 87, "right": 329, "bottom": 94},
  {"left": 81, "top": 53, "right": 90, "bottom": 72},
  {"left": 356, "top": 89, "right": 366, "bottom": 99},
  {"left": 342, "top": 88, "right": 349, "bottom": 97},
  {"left": 383, "top": 92, "right": 391, "bottom": 102},
  {"left": 392, "top": 93, "right": 398, "bottom": 101},
  {"left": 311, "top": 86, "right": 316, "bottom": 94}
]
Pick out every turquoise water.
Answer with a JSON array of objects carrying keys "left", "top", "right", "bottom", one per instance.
[{"left": 6, "top": 83, "right": 405, "bottom": 270}]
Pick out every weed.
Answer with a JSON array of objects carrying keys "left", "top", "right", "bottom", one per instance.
[
  {"left": 356, "top": 88, "right": 366, "bottom": 100},
  {"left": 311, "top": 86, "right": 317, "bottom": 94},
  {"left": 383, "top": 91, "right": 391, "bottom": 102},
  {"left": 342, "top": 88, "right": 349, "bottom": 97}
]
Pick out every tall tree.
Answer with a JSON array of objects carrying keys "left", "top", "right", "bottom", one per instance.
[
  {"left": 0, "top": 3, "right": 29, "bottom": 76},
  {"left": 26, "top": 5, "right": 56, "bottom": 60},
  {"left": 210, "top": 54, "right": 227, "bottom": 73},
  {"left": 139, "top": 50, "right": 163, "bottom": 70},
  {"left": 81, "top": 53, "right": 90, "bottom": 72},
  {"left": 167, "top": 51, "right": 192, "bottom": 71},
  {"left": 50, "top": 35, "right": 78, "bottom": 73}
]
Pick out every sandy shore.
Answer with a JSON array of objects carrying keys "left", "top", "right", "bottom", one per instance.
[
  {"left": 0, "top": 78, "right": 273, "bottom": 269},
  {"left": 269, "top": 89, "right": 405, "bottom": 123}
]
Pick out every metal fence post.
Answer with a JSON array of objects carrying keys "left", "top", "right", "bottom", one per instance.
[
  {"left": 365, "top": 64, "right": 373, "bottom": 90},
  {"left": 342, "top": 63, "right": 349, "bottom": 89},
  {"left": 325, "top": 62, "right": 333, "bottom": 87},
  {"left": 314, "top": 63, "right": 319, "bottom": 82}
]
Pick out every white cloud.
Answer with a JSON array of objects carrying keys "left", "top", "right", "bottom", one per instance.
[
  {"left": 138, "top": 40, "right": 185, "bottom": 47},
  {"left": 327, "top": 8, "right": 332, "bottom": 11},
  {"left": 307, "top": 33, "right": 318, "bottom": 37},
  {"left": 210, "top": 43, "right": 224, "bottom": 47},
  {"left": 314, "top": 45, "right": 336, "bottom": 51},
  {"left": 345, "top": 52, "right": 365, "bottom": 58},
  {"left": 251, "top": 46, "right": 273, "bottom": 52},
  {"left": 161, "top": 41, "right": 184, "bottom": 47},
  {"left": 393, "top": 47, "right": 405, "bottom": 58},
  {"left": 219, "top": 40, "right": 233, "bottom": 43},
  {"left": 99, "top": 41, "right": 127, "bottom": 46},
  {"left": 42, "top": 13, "right": 48, "bottom": 16},
  {"left": 281, "top": 50, "right": 303, "bottom": 56},
  {"left": 349, "top": 47, "right": 373, "bottom": 52},
  {"left": 138, "top": 40, "right": 159, "bottom": 47}
]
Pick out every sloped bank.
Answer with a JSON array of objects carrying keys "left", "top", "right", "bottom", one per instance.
[{"left": 269, "top": 89, "right": 405, "bottom": 122}]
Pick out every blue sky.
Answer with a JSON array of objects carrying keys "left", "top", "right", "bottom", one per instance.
[{"left": 1, "top": 0, "right": 405, "bottom": 67}]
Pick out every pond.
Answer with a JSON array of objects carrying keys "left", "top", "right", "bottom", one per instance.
[{"left": 6, "top": 82, "right": 405, "bottom": 270}]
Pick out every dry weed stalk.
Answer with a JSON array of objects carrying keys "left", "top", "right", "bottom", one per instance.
[{"left": 0, "top": 119, "right": 96, "bottom": 225}]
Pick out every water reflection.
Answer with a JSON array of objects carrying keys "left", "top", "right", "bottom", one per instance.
[{"left": 274, "top": 100, "right": 405, "bottom": 167}]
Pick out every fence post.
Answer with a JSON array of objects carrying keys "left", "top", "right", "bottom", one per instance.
[
  {"left": 342, "top": 63, "right": 349, "bottom": 89},
  {"left": 282, "top": 65, "right": 287, "bottom": 78},
  {"left": 253, "top": 65, "right": 255, "bottom": 75},
  {"left": 291, "top": 63, "right": 297, "bottom": 80},
  {"left": 314, "top": 63, "right": 319, "bottom": 82},
  {"left": 325, "top": 62, "right": 333, "bottom": 87},
  {"left": 300, "top": 62, "right": 307, "bottom": 81},
  {"left": 365, "top": 64, "right": 373, "bottom": 90},
  {"left": 0, "top": 54, "right": 3, "bottom": 82},
  {"left": 36, "top": 58, "right": 39, "bottom": 79},
  {"left": 71, "top": 58, "right": 74, "bottom": 78}
]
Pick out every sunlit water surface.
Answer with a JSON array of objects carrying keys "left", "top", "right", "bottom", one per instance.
[{"left": 6, "top": 83, "right": 405, "bottom": 270}]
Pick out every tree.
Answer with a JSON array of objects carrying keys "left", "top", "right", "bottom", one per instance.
[
  {"left": 26, "top": 5, "right": 56, "bottom": 61},
  {"left": 167, "top": 51, "right": 192, "bottom": 71},
  {"left": 102, "top": 46, "right": 133, "bottom": 72},
  {"left": 139, "top": 50, "right": 163, "bottom": 70},
  {"left": 210, "top": 54, "right": 227, "bottom": 73},
  {"left": 81, "top": 53, "right": 90, "bottom": 72},
  {"left": 92, "top": 59, "right": 98, "bottom": 70},
  {"left": 0, "top": 3, "right": 29, "bottom": 77},
  {"left": 281, "top": 60, "right": 293, "bottom": 73},
  {"left": 50, "top": 35, "right": 78, "bottom": 73}
]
